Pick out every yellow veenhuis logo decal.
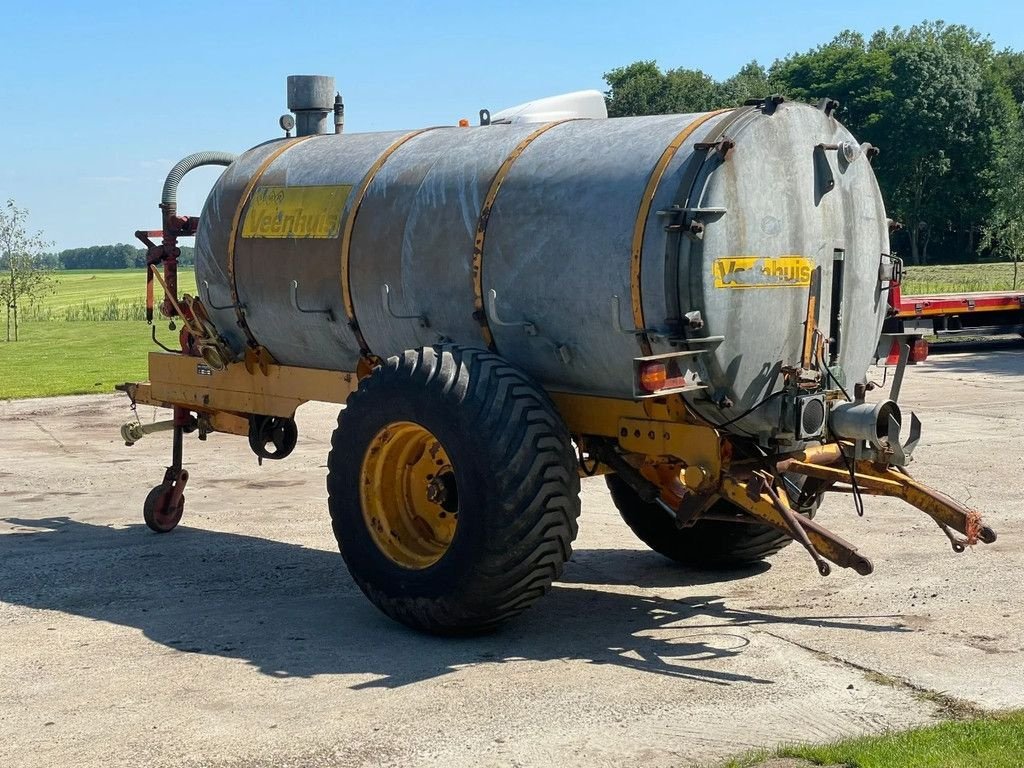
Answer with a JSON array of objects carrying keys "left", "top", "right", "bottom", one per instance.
[
  {"left": 713, "top": 256, "right": 814, "bottom": 288},
  {"left": 242, "top": 185, "right": 352, "bottom": 239}
]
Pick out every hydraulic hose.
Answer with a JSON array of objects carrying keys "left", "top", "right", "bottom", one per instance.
[{"left": 161, "top": 151, "right": 237, "bottom": 209}]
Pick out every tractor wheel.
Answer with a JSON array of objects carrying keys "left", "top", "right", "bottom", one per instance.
[
  {"left": 327, "top": 346, "right": 580, "bottom": 634},
  {"left": 606, "top": 473, "right": 818, "bottom": 568},
  {"left": 143, "top": 483, "right": 184, "bottom": 533}
]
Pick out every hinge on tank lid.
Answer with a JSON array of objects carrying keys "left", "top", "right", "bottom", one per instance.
[
  {"left": 693, "top": 138, "right": 735, "bottom": 159},
  {"left": 658, "top": 205, "right": 727, "bottom": 239},
  {"left": 813, "top": 145, "right": 835, "bottom": 205},
  {"left": 658, "top": 205, "right": 727, "bottom": 218},
  {"left": 816, "top": 97, "right": 840, "bottom": 117},
  {"left": 744, "top": 94, "right": 785, "bottom": 114}
]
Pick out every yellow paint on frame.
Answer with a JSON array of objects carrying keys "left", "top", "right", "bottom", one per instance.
[{"left": 242, "top": 185, "right": 351, "bottom": 239}]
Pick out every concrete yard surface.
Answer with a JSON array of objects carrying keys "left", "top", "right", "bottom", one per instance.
[{"left": 1, "top": 346, "right": 1022, "bottom": 767}]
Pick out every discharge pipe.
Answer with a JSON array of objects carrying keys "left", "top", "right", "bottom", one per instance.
[{"left": 829, "top": 400, "right": 902, "bottom": 451}]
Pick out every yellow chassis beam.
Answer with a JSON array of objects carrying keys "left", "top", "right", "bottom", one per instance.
[
  {"left": 785, "top": 459, "right": 997, "bottom": 545},
  {"left": 129, "top": 355, "right": 724, "bottom": 480},
  {"left": 128, "top": 352, "right": 357, "bottom": 418},
  {"left": 124, "top": 352, "right": 995, "bottom": 574}
]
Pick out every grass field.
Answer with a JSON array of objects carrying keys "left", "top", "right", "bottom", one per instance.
[
  {"left": 22, "top": 268, "right": 197, "bottom": 321},
  {"left": 901, "top": 261, "right": 1019, "bottom": 295},
  {"left": 0, "top": 263, "right": 1019, "bottom": 400},
  {"left": 726, "top": 710, "right": 1024, "bottom": 768},
  {"left": 1, "top": 269, "right": 196, "bottom": 399}
]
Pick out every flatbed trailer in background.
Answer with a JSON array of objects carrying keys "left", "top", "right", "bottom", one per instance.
[{"left": 886, "top": 280, "right": 1024, "bottom": 338}]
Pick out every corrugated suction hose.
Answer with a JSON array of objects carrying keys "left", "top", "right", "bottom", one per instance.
[{"left": 161, "top": 151, "right": 237, "bottom": 208}]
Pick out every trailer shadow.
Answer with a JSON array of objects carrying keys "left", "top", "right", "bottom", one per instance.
[{"left": 1, "top": 517, "right": 909, "bottom": 689}]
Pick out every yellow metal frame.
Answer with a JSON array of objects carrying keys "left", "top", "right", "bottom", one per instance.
[
  {"left": 129, "top": 349, "right": 994, "bottom": 577},
  {"left": 129, "top": 352, "right": 356, "bottom": 419}
]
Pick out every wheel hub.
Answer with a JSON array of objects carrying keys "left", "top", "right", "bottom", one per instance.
[{"left": 360, "top": 421, "right": 459, "bottom": 569}]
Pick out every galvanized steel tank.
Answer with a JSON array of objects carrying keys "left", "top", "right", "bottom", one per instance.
[{"left": 195, "top": 100, "right": 891, "bottom": 436}]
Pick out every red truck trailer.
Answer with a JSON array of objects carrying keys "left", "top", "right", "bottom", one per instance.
[{"left": 879, "top": 267, "right": 1023, "bottom": 364}]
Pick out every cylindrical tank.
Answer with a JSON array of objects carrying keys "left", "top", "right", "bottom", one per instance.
[{"left": 195, "top": 101, "right": 890, "bottom": 437}]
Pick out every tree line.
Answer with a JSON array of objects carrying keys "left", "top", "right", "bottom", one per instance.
[
  {"left": 14, "top": 244, "right": 197, "bottom": 270},
  {"left": 604, "top": 20, "right": 1024, "bottom": 265}
]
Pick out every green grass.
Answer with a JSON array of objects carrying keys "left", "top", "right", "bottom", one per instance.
[
  {"left": 0, "top": 263, "right": 1020, "bottom": 399},
  {"left": 723, "top": 711, "right": 1024, "bottom": 768},
  {"left": 0, "top": 269, "right": 196, "bottom": 399},
  {"left": 23, "top": 268, "right": 197, "bottom": 321},
  {"left": 902, "top": 262, "right": 1020, "bottom": 296},
  {"left": 0, "top": 320, "right": 187, "bottom": 399}
]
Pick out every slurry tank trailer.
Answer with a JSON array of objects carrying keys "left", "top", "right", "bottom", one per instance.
[{"left": 118, "top": 75, "right": 995, "bottom": 634}]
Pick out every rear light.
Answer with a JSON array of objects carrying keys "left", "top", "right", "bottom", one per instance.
[
  {"left": 634, "top": 355, "right": 692, "bottom": 396},
  {"left": 910, "top": 337, "right": 929, "bottom": 363},
  {"left": 638, "top": 362, "right": 668, "bottom": 393},
  {"left": 884, "top": 338, "right": 902, "bottom": 366},
  {"left": 884, "top": 336, "right": 929, "bottom": 366}
]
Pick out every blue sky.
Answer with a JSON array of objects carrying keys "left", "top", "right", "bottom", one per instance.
[{"left": 2, "top": 0, "right": 1023, "bottom": 251}]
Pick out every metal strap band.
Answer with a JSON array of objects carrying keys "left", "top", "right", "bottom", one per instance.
[
  {"left": 473, "top": 120, "right": 573, "bottom": 348},
  {"left": 667, "top": 105, "right": 759, "bottom": 324},
  {"left": 340, "top": 128, "right": 440, "bottom": 363},
  {"left": 630, "top": 109, "right": 734, "bottom": 356},
  {"left": 226, "top": 136, "right": 312, "bottom": 349}
]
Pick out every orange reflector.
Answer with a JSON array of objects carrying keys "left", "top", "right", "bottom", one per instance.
[
  {"left": 910, "top": 337, "right": 929, "bottom": 363},
  {"left": 885, "top": 337, "right": 929, "bottom": 366},
  {"left": 458, "top": 118, "right": 470, "bottom": 127},
  {"left": 639, "top": 362, "right": 668, "bottom": 393},
  {"left": 885, "top": 338, "right": 901, "bottom": 366}
]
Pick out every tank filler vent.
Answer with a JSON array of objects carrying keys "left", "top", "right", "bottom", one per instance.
[{"left": 286, "top": 75, "right": 336, "bottom": 137}]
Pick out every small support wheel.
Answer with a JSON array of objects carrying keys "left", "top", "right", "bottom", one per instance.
[{"left": 143, "top": 483, "right": 185, "bottom": 533}]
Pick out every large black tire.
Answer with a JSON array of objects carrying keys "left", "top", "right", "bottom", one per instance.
[
  {"left": 606, "top": 473, "right": 817, "bottom": 568},
  {"left": 327, "top": 346, "right": 580, "bottom": 634}
]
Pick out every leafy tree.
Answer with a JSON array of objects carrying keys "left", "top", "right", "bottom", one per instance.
[
  {"left": 878, "top": 24, "right": 985, "bottom": 263},
  {"left": 0, "top": 200, "right": 56, "bottom": 342},
  {"left": 60, "top": 243, "right": 141, "bottom": 269},
  {"left": 772, "top": 21, "right": 1016, "bottom": 264},
  {"left": 715, "top": 61, "right": 773, "bottom": 106},
  {"left": 981, "top": 104, "right": 1024, "bottom": 287},
  {"left": 769, "top": 30, "right": 892, "bottom": 145},
  {"left": 664, "top": 67, "right": 720, "bottom": 113},
  {"left": 604, "top": 59, "right": 774, "bottom": 117},
  {"left": 995, "top": 50, "right": 1024, "bottom": 106},
  {"left": 604, "top": 61, "right": 671, "bottom": 117}
]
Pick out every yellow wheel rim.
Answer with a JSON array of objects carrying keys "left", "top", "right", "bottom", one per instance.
[{"left": 360, "top": 421, "right": 459, "bottom": 569}]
